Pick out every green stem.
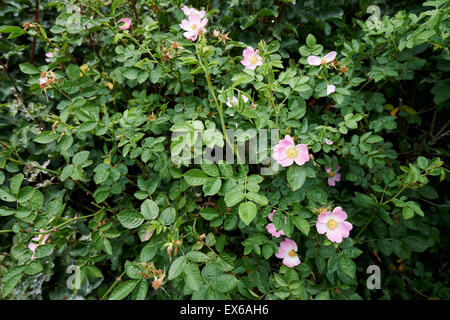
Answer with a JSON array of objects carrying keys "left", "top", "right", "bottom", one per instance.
[{"left": 101, "top": 271, "right": 126, "bottom": 300}]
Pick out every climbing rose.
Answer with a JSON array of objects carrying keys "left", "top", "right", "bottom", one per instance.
[
  {"left": 307, "top": 51, "right": 337, "bottom": 66},
  {"left": 179, "top": 14, "right": 208, "bottom": 41},
  {"left": 272, "top": 135, "right": 309, "bottom": 167},
  {"left": 325, "top": 139, "right": 333, "bottom": 145},
  {"left": 327, "top": 84, "right": 336, "bottom": 95},
  {"left": 316, "top": 207, "right": 353, "bottom": 243},
  {"left": 266, "top": 210, "right": 285, "bottom": 238},
  {"left": 181, "top": 5, "right": 206, "bottom": 18},
  {"left": 275, "top": 238, "right": 301, "bottom": 267},
  {"left": 325, "top": 165, "right": 341, "bottom": 186},
  {"left": 28, "top": 232, "right": 50, "bottom": 260},
  {"left": 117, "top": 18, "right": 132, "bottom": 30},
  {"left": 241, "top": 46, "right": 263, "bottom": 70}
]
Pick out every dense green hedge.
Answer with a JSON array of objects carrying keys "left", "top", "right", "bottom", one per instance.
[{"left": 0, "top": 0, "right": 449, "bottom": 300}]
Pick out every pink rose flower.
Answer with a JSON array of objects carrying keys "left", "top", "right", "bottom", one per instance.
[
  {"left": 272, "top": 135, "right": 309, "bottom": 167},
  {"left": 179, "top": 14, "right": 208, "bottom": 41},
  {"left": 325, "top": 139, "right": 333, "bottom": 145},
  {"left": 117, "top": 18, "right": 132, "bottom": 30},
  {"left": 327, "top": 84, "right": 336, "bottom": 96},
  {"left": 240, "top": 46, "right": 263, "bottom": 71},
  {"left": 316, "top": 207, "right": 353, "bottom": 243},
  {"left": 181, "top": 5, "right": 206, "bottom": 18},
  {"left": 226, "top": 94, "right": 248, "bottom": 108},
  {"left": 275, "top": 238, "right": 301, "bottom": 267},
  {"left": 266, "top": 210, "right": 286, "bottom": 238},
  {"left": 28, "top": 232, "right": 50, "bottom": 260},
  {"left": 307, "top": 51, "right": 337, "bottom": 66},
  {"left": 213, "top": 30, "right": 220, "bottom": 37},
  {"left": 325, "top": 165, "right": 341, "bottom": 186}
]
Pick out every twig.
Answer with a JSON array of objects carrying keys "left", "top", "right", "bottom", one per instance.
[{"left": 30, "top": 0, "right": 40, "bottom": 65}]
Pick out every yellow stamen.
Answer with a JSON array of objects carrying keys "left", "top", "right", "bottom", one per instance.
[
  {"left": 191, "top": 24, "right": 198, "bottom": 30},
  {"left": 328, "top": 171, "right": 335, "bottom": 178},
  {"left": 327, "top": 219, "right": 338, "bottom": 230},
  {"left": 288, "top": 250, "right": 297, "bottom": 257},
  {"left": 286, "top": 147, "right": 298, "bottom": 159},
  {"left": 249, "top": 54, "right": 258, "bottom": 64},
  {"left": 321, "top": 59, "right": 327, "bottom": 65}
]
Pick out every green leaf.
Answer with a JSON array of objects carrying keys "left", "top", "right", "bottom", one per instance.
[
  {"left": 238, "top": 201, "right": 257, "bottom": 226},
  {"left": 10, "top": 174, "right": 24, "bottom": 195},
  {"left": 214, "top": 274, "right": 239, "bottom": 292},
  {"left": 131, "top": 279, "right": 148, "bottom": 300},
  {"left": 108, "top": 280, "right": 139, "bottom": 300},
  {"left": 160, "top": 207, "right": 176, "bottom": 225},
  {"left": 183, "top": 169, "right": 209, "bottom": 186},
  {"left": 66, "top": 64, "right": 80, "bottom": 80},
  {"left": 306, "top": 34, "right": 317, "bottom": 48},
  {"left": 117, "top": 209, "right": 145, "bottom": 229},
  {"left": 140, "top": 199, "right": 159, "bottom": 220},
  {"left": 339, "top": 256, "right": 356, "bottom": 279},
  {"left": 19, "top": 63, "right": 39, "bottom": 74},
  {"left": 293, "top": 216, "right": 310, "bottom": 236},
  {"left": 245, "top": 192, "right": 268, "bottom": 206},
  {"left": 203, "top": 178, "right": 221, "bottom": 196},
  {"left": 140, "top": 243, "right": 158, "bottom": 262},
  {"left": 0, "top": 188, "right": 16, "bottom": 202},
  {"left": 35, "top": 244, "right": 54, "bottom": 259},
  {"left": 72, "top": 151, "right": 90, "bottom": 165},
  {"left": 168, "top": 256, "right": 187, "bottom": 280},
  {"left": 224, "top": 185, "right": 245, "bottom": 207},
  {"left": 287, "top": 165, "right": 307, "bottom": 191},
  {"left": 33, "top": 131, "right": 59, "bottom": 144},
  {"left": 186, "top": 251, "right": 209, "bottom": 263},
  {"left": 184, "top": 264, "right": 202, "bottom": 291}
]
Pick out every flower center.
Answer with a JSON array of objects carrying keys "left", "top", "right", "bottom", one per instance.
[
  {"left": 191, "top": 24, "right": 198, "bottom": 30},
  {"left": 286, "top": 147, "right": 298, "bottom": 159},
  {"left": 249, "top": 54, "right": 258, "bottom": 64},
  {"left": 288, "top": 250, "right": 297, "bottom": 257},
  {"left": 327, "top": 219, "right": 338, "bottom": 230},
  {"left": 321, "top": 58, "right": 327, "bottom": 65},
  {"left": 328, "top": 171, "right": 335, "bottom": 178}
]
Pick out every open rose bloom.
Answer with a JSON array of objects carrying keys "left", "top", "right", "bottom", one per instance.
[
  {"left": 307, "top": 51, "right": 337, "bottom": 66},
  {"left": 275, "top": 238, "right": 301, "bottom": 267},
  {"left": 117, "top": 18, "right": 132, "bottom": 30},
  {"left": 226, "top": 94, "right": 248, "bottom": 108},
  {"left": 316, "top": 207, "right": 352, "bottom": 243},
  {"left": 28, "top": 232, "right": 50, "bottom": 260},
  {"left": 266, "top": 210, "right": 286, "bottom": 238},
  {"left": 241, "top": 46, "right": 263, "bottom": 70},
  {"left": 272, "top": 135, "right": 309, "bottom": 167},
  {"left": 325, "top": 165, "right": 341, "bottom": 186},
  {"left": 179, "top": 14, "right": 208, "bottom": 41}
]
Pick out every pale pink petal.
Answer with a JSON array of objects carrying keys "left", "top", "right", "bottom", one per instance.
[
  {"left": 333, "top": 173, "right": 341, "bottom": 182},
  {"left": 266, "top": 223, "right": 284, "bottom": 238},
  {"left": 336, "top": 165, "right": 341, "bottom": 172},
  {"left": 328, "top": 177, "right": 336, "bottom": 186},
  {"left": 293, "top": 144, "right": 309, "bottom": 166},
  {"left": 268, "top": 210, "right": 276, "bottom": 221},
  {"left": 278, "top": 157, "right": 294, "bottom": 167},
  {"left": 243, "top": 46, "right": 255, "bottom": 59},
  {"left": 325, "top": 139, "right": 333, "bottom": 145},
  {"left": 283, "top": 255, "right": 301, "bottom": 267},
  {"left": 280, "top": 135, "right": 294, "bottom": 146},
  {"left": 327, "top": 85, "right": 336, "bottom": 96},
  {"left": 325, "top": 167, "right": 331, "bottom": 173},
  {"left": 317, "top": 211, "right": 332, "bottom": 224},
  {"left": 307, "top": 55, "right": 321, "bottom": 66},
  {"left": 332, "top": 206, "right": 347, "bottom": 221},
  {"left": 316, "top": 221, "right": 328, "bottom": 234},
  {"left": 275, "top": 240, "right": 290, "bottom": 258},
  {"left": 323, "top": 51, "right": 337, "bottom": 63},
  {"left": 326, "top": 229, "right": 343, "bottom": 243}
]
